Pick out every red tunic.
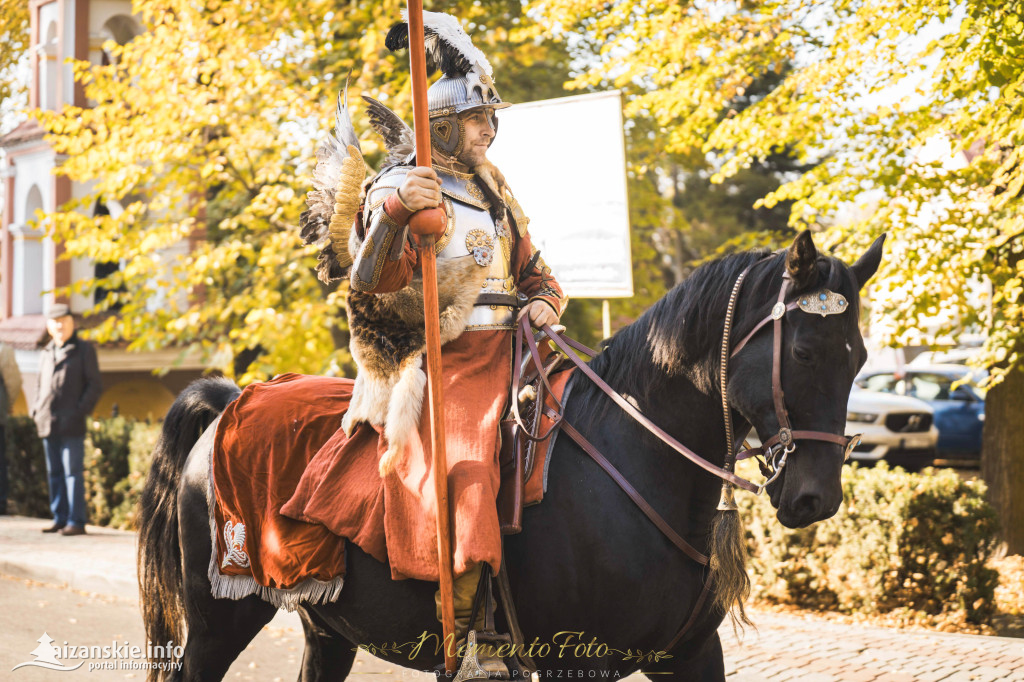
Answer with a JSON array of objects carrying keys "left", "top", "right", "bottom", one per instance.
[{"left": 283, "top": 193, "right": 565, "bottom": 581}]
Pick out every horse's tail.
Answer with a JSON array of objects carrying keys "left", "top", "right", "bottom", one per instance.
[{"left": 137, "top": 377, "right": 241, "bottom": 677}]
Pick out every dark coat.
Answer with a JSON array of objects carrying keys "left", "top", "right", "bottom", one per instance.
[{"left": 31, "top": 333, "right": 102, "bottom": 438}]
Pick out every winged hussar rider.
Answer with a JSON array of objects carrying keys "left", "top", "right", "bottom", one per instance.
[{"left": 299, "top": 10, "right": 566, "bottom": 647}]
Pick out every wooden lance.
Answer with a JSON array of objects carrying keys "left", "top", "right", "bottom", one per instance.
[{"left": 403, "top": 0, "right": 458, "bottom": 673}]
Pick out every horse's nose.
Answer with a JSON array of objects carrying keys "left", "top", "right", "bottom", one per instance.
[{"left": 790, "top": 492, "right": 824, "bottom": 525}]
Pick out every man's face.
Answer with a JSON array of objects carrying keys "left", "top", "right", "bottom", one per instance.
[
  {"left": 456, "top": 108, "right": 496, "bottom": 168},
  {"left": 47, "top": 315, "right": 74, "bottom": 345}
]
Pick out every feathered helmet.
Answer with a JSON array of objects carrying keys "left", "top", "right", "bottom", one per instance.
[{"left": 385, "top": 10, "right": 511, "bottom": 163}]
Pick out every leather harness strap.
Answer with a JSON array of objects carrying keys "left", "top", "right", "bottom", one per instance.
[
  {"left": 548, "top": 409, "right": 709, "bottom": 566},
  {"left": 665, "top": 580, "right": 714, "bottom": 652},
  {"left": 771, "top": 276, "right": 793, "bottom": 433},
  {"left": 538, "top": 320, "right": 760, "bottom": 493}
]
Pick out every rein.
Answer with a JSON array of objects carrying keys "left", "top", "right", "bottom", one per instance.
[{"left": 513, "top": 253, "right": 860, "bottom": 503}]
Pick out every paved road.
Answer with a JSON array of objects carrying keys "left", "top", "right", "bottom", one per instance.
[{"left": 2, "top": 516, "right": 1022, "bottom": 681}]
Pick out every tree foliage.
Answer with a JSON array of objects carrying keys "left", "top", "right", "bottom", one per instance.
[
  {"left": 34, "top": 0, "right": 572, "bottom": 383},
  {"left": 529, "top": 0, "right": 1024, "bottom": 380},
  {"left": 0, "top": 0, "right": 30, "bottom": 132}
]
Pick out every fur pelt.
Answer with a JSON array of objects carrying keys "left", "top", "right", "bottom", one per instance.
[{"left": 343, "top": 255, "right": 488, "bottom": 475}]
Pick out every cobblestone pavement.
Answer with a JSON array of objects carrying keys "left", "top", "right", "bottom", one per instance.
[
  {"left": 3, "top": 516, "right": 1022, "bottom": 681},
  {"left": 720, "top": 612, "right": 1024, "bottom": 681}
]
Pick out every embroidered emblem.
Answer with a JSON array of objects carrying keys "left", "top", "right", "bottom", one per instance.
[
  {"left": 798, "top": 290, "right": 849, "bottom": 317},
  {"left": 466, "top": 180, "right": 485, "bottom": 202},
  {"left": 221, "top": 520, "right": 251, "bottom": 569},
  {"left": 466, "top": 229, "right": 495, "bottom": 266},
  {"left": 432, "top": 120, "right": 453, "bottom": 144}
]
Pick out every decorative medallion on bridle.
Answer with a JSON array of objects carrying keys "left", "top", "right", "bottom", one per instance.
[{"left": 798, "top": 290, "right": 849, "bottom": 317}]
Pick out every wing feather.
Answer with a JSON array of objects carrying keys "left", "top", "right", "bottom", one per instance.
[
  {"left": 299, "top": 80, "right": 366, "bottom": 283},
  {"left": 362, "top": 95, "right": 414, "bottom": 166}
]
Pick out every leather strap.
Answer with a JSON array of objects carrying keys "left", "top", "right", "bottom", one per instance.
[
  {"left": 729, "top": 301, "right": 799, "bottom": 359},
  {"left": 772, "top": 276, "right": 793, "bottom": 432},
  {"left": 496, "top": 560, "right": 538, "bottom": 672},
  {"left": 541, "top": 324, "right": 760, "bottom": 493},
  {"left": 551, "top": 412, "right": 709, "bottom": 566},
  {"left": 512, "top": 317, "right": 565, "bottom": 443},
  {"left": 664, "top": 580, "right": 714, "bottom": 651},
  {"left": 476, "top": 293, "right": 519, "bottom": 307},
  {"left": 555, "top": 410, "right": 717, "bottom": 651}
]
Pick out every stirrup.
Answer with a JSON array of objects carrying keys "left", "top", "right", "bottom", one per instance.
[{"left": 453, "top": 630, "right": 513, "bottom": 682}]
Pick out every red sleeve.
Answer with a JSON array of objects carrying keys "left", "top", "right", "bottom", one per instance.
[{"left": 512, "top": 229, "right": 567, "bottom": 316}]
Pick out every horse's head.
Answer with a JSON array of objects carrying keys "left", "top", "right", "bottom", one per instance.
[{"left": 727, "top": 230, "right": 885, "bottom": 528}]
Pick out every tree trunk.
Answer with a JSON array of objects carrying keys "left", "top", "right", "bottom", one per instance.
[{"left": 981, "top": 365, "right": 1024, "bottom": 555}]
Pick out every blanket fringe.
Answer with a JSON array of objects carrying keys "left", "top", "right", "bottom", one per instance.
[{"left": 206, "top": 450, "right": 344, "bottom": 612}]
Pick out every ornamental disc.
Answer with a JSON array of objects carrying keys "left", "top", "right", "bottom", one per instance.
[{"left": 466, "top": 229, "right": 495, "bottom": 266}]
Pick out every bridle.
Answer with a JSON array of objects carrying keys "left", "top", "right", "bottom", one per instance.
[{"left": 715, "top": 256, "right": 862, "bottom": 508}]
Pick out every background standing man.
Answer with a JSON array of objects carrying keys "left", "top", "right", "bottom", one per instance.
[
  {"left": 0, "top": 338, "right": 23, "bottom": 514},
  {"left": 31, "top": 305, "right": 102, "bottom": 536}
]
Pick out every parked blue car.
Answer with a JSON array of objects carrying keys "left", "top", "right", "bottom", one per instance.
[{"left": 855, "top": 364, "right": 985, "bottom": 463}]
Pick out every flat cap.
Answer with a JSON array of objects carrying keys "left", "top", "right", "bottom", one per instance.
[{"left": 47, "top": 304, "right": 72, "bottom": 319}]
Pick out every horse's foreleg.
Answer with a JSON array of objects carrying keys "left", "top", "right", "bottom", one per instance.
[
  {"left": 641, "top": 631, "right": 725, "bottom": 682},
  {"left": 297, "top": 607, "right": 358, "bottom": 682}
]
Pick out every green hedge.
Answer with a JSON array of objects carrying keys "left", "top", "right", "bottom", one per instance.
[
  {"left": 4, "top": 417, "right": 51, "bottom": 518},
  {"left": 740, "top": 462, "right": 1000, "bottom": 625},
  {"left": 4, "top": 416, "right": 161, "bottom": 529}
]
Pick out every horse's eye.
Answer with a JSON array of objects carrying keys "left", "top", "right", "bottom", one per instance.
[{"left": 794, "top": 347, "right": 812, "bottom": 363}]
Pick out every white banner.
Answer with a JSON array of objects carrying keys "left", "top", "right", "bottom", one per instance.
[{"left": 488, "top": 90, "right": 633, "bottom": 299}]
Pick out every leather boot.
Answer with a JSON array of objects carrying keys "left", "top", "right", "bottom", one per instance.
[{"left": 435, "top": 563, "right": 486, "bottom": 641}]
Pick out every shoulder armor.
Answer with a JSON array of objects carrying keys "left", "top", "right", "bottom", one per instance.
[
  {"left": 363, "top": 165, "right": 412, "bottom": 219},
  {"left": 504, "top": 185, "right": 529, "bottom": 237},
  {"left": 437, "top": 168, "right": 491, "bottom": 211}
]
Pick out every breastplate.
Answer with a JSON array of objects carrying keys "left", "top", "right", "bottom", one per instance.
[{"left": 436, "top": 169, "right": 515, "bottom": 330}]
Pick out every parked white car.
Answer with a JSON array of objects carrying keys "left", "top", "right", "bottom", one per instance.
[{"left": 845, "top": 388, "right": 938, "bottom": 469}]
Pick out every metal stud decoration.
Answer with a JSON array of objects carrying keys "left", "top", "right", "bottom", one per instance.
[{"left": 797, "top": 289, "right": 849, "bottom": 317}]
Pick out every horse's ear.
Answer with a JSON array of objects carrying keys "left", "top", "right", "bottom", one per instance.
[
  {"left": 850, "top": 233, "right": 886, "bottom": 290},
  {"left": 785, "top": 229, "right": 818, "bottom": 289}
]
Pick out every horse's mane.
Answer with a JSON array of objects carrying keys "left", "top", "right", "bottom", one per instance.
[{"left": 576, "top": 247, "right": 860, "bottom": 416}]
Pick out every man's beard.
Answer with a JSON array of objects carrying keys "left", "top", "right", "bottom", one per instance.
[{"left": 457, "top": 145, "right": 488, "bottom": 170}]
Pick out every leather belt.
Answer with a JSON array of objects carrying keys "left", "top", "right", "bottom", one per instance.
[{"left": 475, "top": 293, "right": 519, "bottom": 307}]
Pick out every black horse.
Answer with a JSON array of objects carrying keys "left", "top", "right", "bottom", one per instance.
[{"left": 137, "top": 230, "right": 884, "bottom": 681}]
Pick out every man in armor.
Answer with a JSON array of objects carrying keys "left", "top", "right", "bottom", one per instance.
[{"left": 299, "top": 11, "right": 566, "bottom": 647}]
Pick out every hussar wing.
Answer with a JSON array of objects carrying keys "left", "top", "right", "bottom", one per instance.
[
  {"left": 300, "top": 81, "right": 367, "bottom": 283},
  {"left": 361, "top": 95, "right": 414, "bottom": 166}
]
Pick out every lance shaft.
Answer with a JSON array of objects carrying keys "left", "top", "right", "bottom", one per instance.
[{"left": 406, "top": 0, "right": 457, "bottom": 673}]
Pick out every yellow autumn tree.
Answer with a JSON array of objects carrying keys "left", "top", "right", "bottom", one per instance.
[
  {"left": 529, "top": 0, "right": 1024, "bottom": 549},
  {"left": 34, "top": 0, "right": 573, "bottom": 384},
  {"left": 0, "top": 0, "right": 30, "bottom": 130}
]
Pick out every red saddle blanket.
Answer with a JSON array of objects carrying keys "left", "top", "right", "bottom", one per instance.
[{"left": 211, "top": 370, "right": 569, "bottom": 594}]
